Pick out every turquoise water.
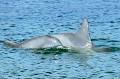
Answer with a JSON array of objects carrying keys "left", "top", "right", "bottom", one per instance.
[{"left": 0, "top": 0, "right": 120, "bottom": 78}]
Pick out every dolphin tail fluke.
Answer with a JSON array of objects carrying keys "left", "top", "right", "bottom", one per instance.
[{"left": 0, "top": 40, "right": 19, "bottom": 48}]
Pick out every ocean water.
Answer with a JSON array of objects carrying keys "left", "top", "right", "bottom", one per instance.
[{"left": 0, "top": 0, "right": 120, "bottom": 79}]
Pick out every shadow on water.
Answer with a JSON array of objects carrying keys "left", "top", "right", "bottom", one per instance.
[
  {"left": 29, "top": 46, "right": 120, "bottom": 64},
  {"left": 31, "top": 45, "right": 120, "bottom": 55},
  {"left": 30, "top": 48, "right": 94, "bottom": 64},
  {"left": 33, "top": 48, "right": 70, "bottom": 54},
  {"left": 93, "top": 46, "right": 120, "bottom": 53},
  {"left": 32, "top": 47, "right": 93, "bottom": 55},
  {"left": 92, "top": 38, "right": 120, "bottom": 53}
]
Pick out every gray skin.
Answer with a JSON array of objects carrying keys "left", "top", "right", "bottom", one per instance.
[
  {"left": 3, "top": 35, "right": 64, "bottom": 48},
  {"left": 1, "top": 18, "right": 92, "bottom": 49},
  {"left": 20, "top": 35, "right": 65, "bottom": 48}
]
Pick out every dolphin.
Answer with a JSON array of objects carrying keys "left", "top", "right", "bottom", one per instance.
[{"left": 0, "top": 18, "right": 93, "bottom": 50}]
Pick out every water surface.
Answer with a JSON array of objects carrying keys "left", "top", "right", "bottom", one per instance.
[{"left": 0, "top": 0, "right": 120, "bottom": 78}]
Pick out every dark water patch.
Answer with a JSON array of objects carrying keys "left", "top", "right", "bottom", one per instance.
[
  {"left": 34, "top": 78, "right": 43, "bottom": 79},
  {"left": 16, "top": 17, "right": 24, "bottom": 20},
  {"left": 102, "top": 0, "right": 119, "bottom": 2},
  {"left": 95, "top": 45, "right": 109, "bottom": 47},
  {"left": 33, "top": 48, "right": 70, "bottom": 54},
  {"left": 57, "top": 15, "right": 63, "bottom": 18},
  {"left": 110, "top": 25, "right": 114, "bottom": 27},
  {"left": 113, "top": 27, "right": 119, "bottom": 30},
  {"left": 60, "top": 24, "right": 64, "bottom": 26},
  {"left": 20, "top": 70, "right": 26, "bottom": 73},
  {"left": 59, "top": 75, "right": 67, "bottom": 78},
  {"left": 44, "top": 74, "right": 50, "bottom": 77},
  {"left": 109, "top": 21, "right": 115, "bottom": 23},
  {"left": 45, "top": 71, "right": 52, "bottom": 74},
  {"left": 43, "top": 0, "right": 58, "bottom": 3},
  {"left": 92, "top": 38, "right": 108, "bottom": 41},
  {"left": 2, "top": 28, "right": 9, "bottom": 31},
  {"left": 105, "top": 71, "right": 115, "bottom": 74},
  {"left": 107, "top": 40, "right": 120, "bottom": 42},
  {"left": 104, "top": 47, "right": 120, "bottom": 52},
  {"left": 23, "top": 77, "right": 32, "bottom": 79},
  {"left": 50, "top": 30, "right": 54, "bottom": 33},
  {"left": 68, "top": 27, "right": 75, "bottom": 30},
  {"left": 98, "top": 75, "right": 104, "bottom": 78},
  {"left": 30, "top": 73, "right": 40, "bottom": 76},
  {"left": 40, "top": 57, "right": 46, "bottom": 60},
  {"left": 94, "top": 46, "right": 120, "bottom": 52},
  {"left": 9, "top": 24, "right": 16, "bottom": 27},
  {"left": 96, "top": 20, "right": 117, "bottom": 24}
]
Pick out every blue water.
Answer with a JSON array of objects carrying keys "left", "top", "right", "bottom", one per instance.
[{"left": 0, "top": 0, "right": 120, "bottom": 78}]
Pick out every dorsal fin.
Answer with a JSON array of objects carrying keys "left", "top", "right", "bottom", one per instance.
[{"left": 77, "top": 18, "right": 92, "bottom": 47}]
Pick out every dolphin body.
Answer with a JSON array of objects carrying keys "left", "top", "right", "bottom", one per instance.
[{"left": 1, "top": 18, "right": 92, "bottom": 50}]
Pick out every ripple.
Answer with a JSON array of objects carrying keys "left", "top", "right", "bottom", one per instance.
[
  {"left": 16, "top": 17, "right": 24, "bottom": 20},
  {"left": 59, "top": 75, "right": 67, "bottom": 78},
  {"left": 107, "top": 40, "right": 120, "bottom": 42},
  {"left": 30, "top": 73, "right": 40, "bottom": 76},
  {"left": 105, "top": 71, "right": 115, "bottom": 74},
  {"left": 92, "top": 38, "right": 108, "bottom": 41},
  {"left": 9, "top": 24, "right": 16, "bottom": 27},
  {"left": 45, "top": 71, "right": 52, "bottom": 74}
]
